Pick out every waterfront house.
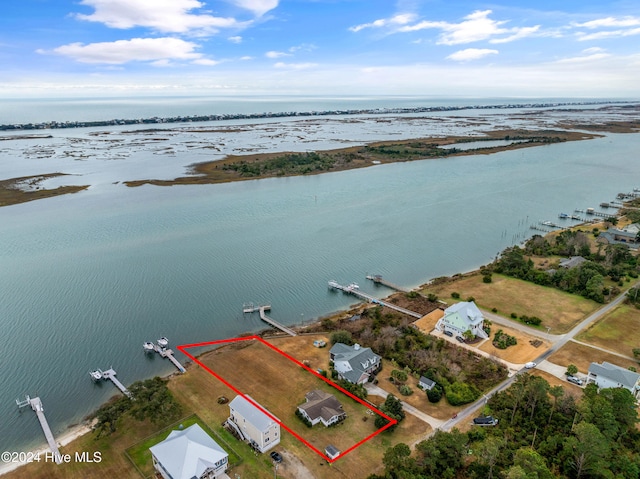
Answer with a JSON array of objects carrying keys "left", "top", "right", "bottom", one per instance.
[
  {"left": 227, "top": 395, "right": 280, "bottom": 453},
  {"left": 435, "top": 301, "right": 488, "bottom": 339},
  {"left": 330, "top": 343, "right": 381, "bottom": 384},
  {"left": 150, "top": 423, "right": 228, "bottom": 479},
  {"left": 297, "top": 390, "right": 346, "bottom": 427},
  {"left": 587, "top": 361, "right": 640, "bottom": 399},
  {"left": 598, "top": 224, "right": 640, "bottom": 249}
]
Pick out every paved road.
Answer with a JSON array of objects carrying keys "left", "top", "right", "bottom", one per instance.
[{"left": 364, "top": 383, "right": 445, "bottom": 429}]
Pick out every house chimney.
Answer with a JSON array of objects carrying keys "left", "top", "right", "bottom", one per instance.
[{"left": 354, "top": 343, "right": 360, "bottom": 350}]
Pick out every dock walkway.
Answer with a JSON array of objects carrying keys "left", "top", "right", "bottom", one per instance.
[
  {"left": 365, "top": 275, "right": 409, "bottom": 293},
  {"left": 243, "top": 304, "right": 297, "bottom": 336},
  {"left": 101, "top": 369, "right": 132, "bottom": 398},
  {"left": 154, "top": 346, "right": 186, "bottom": 373},
  {"left": 328, "top": 281, "right": 422, "bottom": 319},
  {"left": 30, "top": 397, "right": 62, "bottom": 464}
]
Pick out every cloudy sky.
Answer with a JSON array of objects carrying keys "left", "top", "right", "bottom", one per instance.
[{"left": 2, "top": 0, "right": 640, "bottom": 97}]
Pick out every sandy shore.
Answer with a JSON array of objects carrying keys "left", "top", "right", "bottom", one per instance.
[{"left": 0, "top": 422, "right": 93, "bottom": 477}]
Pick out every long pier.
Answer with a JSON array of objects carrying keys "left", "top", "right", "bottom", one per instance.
[
  {"left": 154, "top": 346, "right": 186, "bottom": 373},
  {"left": 243, "top": 303, "right": 297, "bottom": 336},
  {"left": 98, "top": 368, "right": 133, "bottom": 398},
  {"left": 16, "top": 396, "right": 62, "bottom": 464},
  {"left": 575, "top": 208, "right": 616, "bottom": 218},
  {"left": 365, "top": 275, "right": 409, "bottom": 293},
  {"left": 328, "top": 281, "right": 422, "bottom": 319}
]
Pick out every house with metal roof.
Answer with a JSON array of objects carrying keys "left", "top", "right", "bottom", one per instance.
[
  {"left": 150, "top": 423, "right": 229, "bottom": 479},
  {"left": 435, "top": 301, "right": 488, "bottom": 339},
  {"left": 587, "top": 361, "right": 640, "bottom": 399},
  {"left": 329, "top": 343, "right": 381, "bottom": 384},
  {"left": 418, "top": 376, "right": 436, "bottom": 391},
  {"left": 297, "top": 390, "right": 346, "bottom": 427},
  {"left": 598, "top": 224, "right": 640, "bottom": 249},
  {"left": 227, "top": 395, "right": 280, "bottom": 453}
]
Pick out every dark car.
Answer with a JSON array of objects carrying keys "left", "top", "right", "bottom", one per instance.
[
  {"left": 473, "top": 416, "right": 498, "bottom": 426},
  {"left": 455, "top": 336, "right": 465, "bottom": 343},
  {"left": 566, "top": 375, "right": 583, "bottom": 386},
  {"left": 270, "top": 451, "right": 283, "bottom": 463},
  {"left": 444, "top": 330, "right": 453, "bottom": 337}
]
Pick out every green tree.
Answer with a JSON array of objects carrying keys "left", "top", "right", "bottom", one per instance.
[
  {"left": 548, "top": 385, "right": 565, "bottom": 424},
  {"left": 476, "top": 436, "right": 505, "bottom": 479},
  {"left": 375, "top": 394, "right": 405, "bottom": 431},
  {"left": 563, "top": 422, "right": 611, "bottom": 478},
  {"left": 566, "top": 364, "right": 578, "bottom": 376},
  {"left": 415, "top": 429, "right": 468, "bottom": 479},
  {"left": 330, "top": 329, "right": 353, "bottom": 345},
  {"left": 512, "top": 447, "right": 554, "bottom": 479},
  {"left": 382, "top": 443, "right": 414, "bottom": 474}
]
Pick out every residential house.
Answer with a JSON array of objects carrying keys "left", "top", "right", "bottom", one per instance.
[
  {"left": 559, "top": 256, "right": 587, "bottom": 269},
  {"left": 325, "top": 445, "right": 341, "bottom": 460},
  {"left": 587, "top": 361, "right": 640, "bottom": 399},
  {"left": 435, "top": 301, "right": 488, "bottom": 339},
  {"left": 227, "top": 395, "right": 280, "bottom": 453},
  {"left": 598, "top": 223, "right": 640, "bottom": 249},
  {"left": 330, "top": 343, "right": 381, "bottom": 384},
  {"left": 297, "top": 390, "right": 346, "bottom": 427},
  {"left": 150, "top": 423, "right": 229, "bottom": 479},
  {"left": 418, "top": 376, "right": 436, "bottom": 391}
]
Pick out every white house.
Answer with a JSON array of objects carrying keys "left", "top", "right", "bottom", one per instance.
[
  {"left": 150, "top": 423, "right": 229, "bottom": 479},
  {"left": 587, "top": 361, "right": 640, "bottom": 399},
  {"left": 227, "top": 395, "right": 280, "bottom": 453},
  {"left": 418, "top": 376, "right": 436, "bottom": 391},
  {"left": 330, "top": 343, "right": 381, "bottom": 384},
  {"left": 435, "top": 301, "right": 488, "bottom": 339},
  {"left": 297, "top": 390, "right": 346, "bottom": 427}
]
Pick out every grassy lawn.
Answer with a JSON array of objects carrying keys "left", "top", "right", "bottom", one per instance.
[
  {"left": 125, "top": 414, "right": 242, "bottom": 478},
  {"left": 547, "top": 341, "right": 638, "bottom": 374},
  {"left": 421, "top": 273, "right": 600, "bottom": 333},
  {"left": 575, "top": 304, "right": 640, "bottom": 358}
]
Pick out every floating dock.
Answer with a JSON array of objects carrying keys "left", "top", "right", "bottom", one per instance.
[
  {"left": 365, "top": 275, "right": 409, "bottom": 293},
  {"left": 243, "top": 303, "right": 297, "bottom": 336},
  {"left": 143, "top": 338, "right": 186, "bottom": 373},
  {"left": 16, "top": 396, "right": 62, "bottom": 464},
  {"left": 328, "top": 280, "right": 422, "bottom": 318}
]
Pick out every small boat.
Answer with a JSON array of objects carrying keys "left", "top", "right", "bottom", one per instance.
[
  {"left": 328, "top": 280, "right": 339, "bottom": 289},
  {"left": 143, "top": 341, "right": 155, "bottom": 352},
  {"left": 89, "top": 369, "right": 103, "bottom": 381},
  {"left": 558, "top": 213, "right": 569, "bottom": 219},
  {"left": 157, "top": 337, "right": 169, "bottom": 348},
  {"left": 346, "top": 282, "right": 360, "bottom": 291}
]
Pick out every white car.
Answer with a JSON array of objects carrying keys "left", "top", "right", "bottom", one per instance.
[{"left": 524, "top": 362, "right": 537, "bottom": 369}]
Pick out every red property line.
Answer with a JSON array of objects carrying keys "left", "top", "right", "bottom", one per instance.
[{"left": 178, "top": 336, "right": 397, "bottom": 463}]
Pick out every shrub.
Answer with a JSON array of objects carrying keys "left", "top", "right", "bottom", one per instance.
[
  {"left": 483, "top": 275, "right": 492, "bottom": 283},
  {"left": 491, "top": 308, "right": 498, "bottom": 313},
  {"left": 399, "top": 385, "right": 413, "bottom": 396},
  {"left": 427, "top": 385, "right": 443, "bottom": 403},
  {"left": 391, "top": 369, "right": 408, "bottom": 383},
  {"left": 466, "top": 296, "right": 475, "bottom": 302},
  {"left": 427, "top": 293, "right": 439, "bottom": 302},
  {"left": 444, "top": 381, "right": 480, "bottom": 406},
  {"left": 511, "top": 312, "right": 518, "bottom": 319},
  {"left": 451, "top": 292, "right": 460, "bottom": 299},
  {"left": 330, "top": 330, "right": 353, "bottom": 345},
  {"left": 295, "top": 409, "right": 312, "bottom": 428}
]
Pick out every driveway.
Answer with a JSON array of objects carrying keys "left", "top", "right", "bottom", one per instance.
[{"left": 364, "top": 383, "right": 445, "bottom": 429}]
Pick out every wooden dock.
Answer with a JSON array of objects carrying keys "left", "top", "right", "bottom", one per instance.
[
  {"left": 100, "top": 368, "right": 133, "bottom": 398},
  {"left": 365, "top": 275, "right": 409, "bottom": 293},
  {"left": 243, "top": 303, "right": 297, "bottom": 336},
  {"left": 16, "top": 396, "right": 62, "bottom": 464},
  {"left": 154, "top": 345, "right": 186, "bottom": 373},
  {"left": 328, "top": 281, "right": 422, "bottom": 319}
]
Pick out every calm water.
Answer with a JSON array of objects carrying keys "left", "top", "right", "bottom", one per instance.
[{"left": 1, "top": 119, "right": 639, "bottom": 455}]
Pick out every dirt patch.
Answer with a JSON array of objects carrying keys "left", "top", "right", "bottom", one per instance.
[
  {"left": 547, "top": 341, "right": 638, "bottom": 374},
  {"left": 479, "top": 326, "right": 551, "bottom": 364},
  {"left": 411, "top": 308, "right": 445, "bottom": 334}
]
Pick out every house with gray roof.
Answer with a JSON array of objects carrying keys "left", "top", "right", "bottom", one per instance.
[
  {"left": 435, "top": 301, "right": 488, "bottom": 339},
  {"left": 297, "top": 390, "right": 346, "bottom": 427},
  {"left": 598, "top": 224, "right": 640, "bottom": 249},
  {"left": 150, "top": 423, "right": 228, "bottom": 479},
  {"left": 587, "top": 361, "right": 640, "bottom": 399},
  {"left": 418, "top": 376, "right": 436, "bottom": 391},
  {"left": 559, "top": 256, "right": 587, "bottom": 269},
  {"left": 227, "top": 395, "right": 280, "bottom": 453},
  {"left": 330, "top": 343, "right": 381, "bottom": 384}
]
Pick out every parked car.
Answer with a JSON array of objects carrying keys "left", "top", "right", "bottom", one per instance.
[
  {"left": 443, "top": 330, "right": 453, "bottom": 337},
  {"left": 455, "top": 336, "right": 465, "bottom": 343},
  {"left": 473, "top": 416, "right": 498, "bottom": 426},
  {"left": 524, "top": 362, "right": 537, "bottom": 369},
  {"left": 270, "top": 451, "right": 283, "bottom": 463},
  {"left": 566, "top": 375, "right": 583, "bottom": 385}
]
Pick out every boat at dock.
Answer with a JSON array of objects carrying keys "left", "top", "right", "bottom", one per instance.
[
  {"left": 157, "top": 337, "right": 169, "bottom": 348},
  {"left": 558, "top": 213, "right": 569, "bottom": 219},
  {"left": 143, "top": 341, "right": 155, "bottom": 352},
  {"left": 89, "top": 369, "right": 103, "bottom": 381}
]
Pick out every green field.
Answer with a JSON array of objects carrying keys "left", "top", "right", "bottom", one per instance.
[{"left": 575, "top": 303, "right": 640, "bottom": 358}]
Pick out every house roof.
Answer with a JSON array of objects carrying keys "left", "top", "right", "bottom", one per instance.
[
  {"left": 329, "top": 343, "right": 381, "bottom": 383},
  {"left": 325, "top": 445, "right": 340, "bottom": 457},
  {"left": 299, "top": 390, "right": 344, "bottom": 423},
  {"left": 419, "top": 376, "right": 436, "bottom": 389},
  {"left": 442, "top": 301, "right": 484, "bottom": 328},
  {"left": 559, "top": 256, "right": 587, "bottom": 269},
  {"left": 588, "top": 361, "right": 640, "bottom": 390},
  {"left": 149, "top": 424, "right": 227, "bottom": 479},
  {"left": 229, "top": 395, "right": 279, "bottom": 432}
]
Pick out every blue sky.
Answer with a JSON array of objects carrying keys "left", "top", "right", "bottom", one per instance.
[{"left": 2, "top": 0, "right": 640, "bottom": 97}]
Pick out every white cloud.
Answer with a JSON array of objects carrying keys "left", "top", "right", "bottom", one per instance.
[
  {"left": 349, "top": 13, "right": 417, "bottom": 33},
  {"left": 193, "top": 58, "right": 221, "bottom": 66},
  {"left": 574, "top": 16, "right": 640, "bottom": 29},
  {"left": 75, "top": 0, "right": 244, "bottom": 34},
  {"left": 554, "top": 48, "right": 612, "bottom": 64},
  {"left": 227, "top": 0, "right": 279, "bottom": 17},
  {"left": 397, "top": 10, "right": 539, "bottom": 45},
  {"left": 447, "top": 48, "right": 498, "bottom": 62},
  {"left": 265, "top": 50, "right": 291, "bottom": 58},
  {"left": 240, "top": 55, "right": 254, "bottom": 60},
  {"left": 577, "top": 27, "right": 640, "bottom": 41},
  {"left": 228, "top": 36, "right": 243, "bottom": 43},
  {"left": 273, "top": 62, "right": 317, "bottom": 69},
  {"left": 46, "top": 37, "right": 205, "bottom": 64}
]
